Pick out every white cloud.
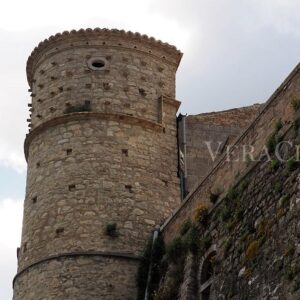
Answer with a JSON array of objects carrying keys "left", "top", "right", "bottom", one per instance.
[
  {"left": 0, "top": 198, "right": 23, "bottom": 300},
  {"left": 0, "top": 138, "right": 26, "bottom": 173}
]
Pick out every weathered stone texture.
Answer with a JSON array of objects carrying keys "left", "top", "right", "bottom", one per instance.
[
  {"left": 20, "top": 118, "right": 179, "bottom": 270},
  {"left": 14, "top": 27, "right": 300, "bottom": 300},
  {"left": 14, "top": 256, "right": 139, "bottom": 300},
  {"left": 160, "top": 64, "right": 300, "bottom": 299},
  {"left": 176, "top": 123, "right": 300, "bottom": 299},
  {"left": 14, "top": 28, "right": 182, "bottom": 300},
  {"left": 163, "top": 64, "right": 300, "bottom": 243},
  {"left": 179, "top": 104, "right": 261, "bottom": 193}
]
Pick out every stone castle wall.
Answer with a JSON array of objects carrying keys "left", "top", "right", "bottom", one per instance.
[
  {"left": 157, "top": 63, "right": 300, "bottom": 299},
  {"left": 179, "top": 105, "right": 261, "bottom": 193},
  {"left": 177, "top": 122, "right": 300, "bottom": 299},
  {"left": 14, "top": 29, "right": 182, "bottom": 300},
  {"left": 162, "top": 63, "right": 300, "bottom": 244}
]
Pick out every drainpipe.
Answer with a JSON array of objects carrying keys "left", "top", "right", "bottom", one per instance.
[
  {"left": 144, "top": 226, "right": 160, "bottom": 300},
  {"left": 182, "top": 114, "right": 188, "bottom": 197}
]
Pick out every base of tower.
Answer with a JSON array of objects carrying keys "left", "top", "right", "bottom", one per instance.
[{"left": 13, "top": 253, "right": 140, "bottom": 300}]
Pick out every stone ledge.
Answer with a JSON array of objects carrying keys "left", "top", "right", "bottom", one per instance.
[
  {"left": 24, "top": 111, "right": 164, "bottom": 161},
  {"left": 13, "top": 250, "right": 141, "bottom": 287},
  {"left": 160, "top": 95, "right": 181, "bottom": 110}
]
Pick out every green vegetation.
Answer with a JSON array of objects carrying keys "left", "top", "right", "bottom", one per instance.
[
  {"left": 280, "top": 195, "right": 291, "bottom": 208},
  {"left": 137, "top": 239, "right": 152, "bottom": 299},
  {"left": 183, "top": 224, "right": 199, "bottom": 254},
  {"left": 245, "top": 240, "right": 259, "bottom": 261},
  {"left": 179, "top": 218, "right": 192, "bottom": 236},
  {"left": 148, "top": 236, "right": 166, "bottom": 298},
  {"left": 266, "top": 132, "right": 278, "bottom": 153},
  {"left": 238, "top": 180, "right": 250, "bottom": 193},
  {"left": 235, "top": 208, "right": 244, "bottom": 221},
  {"left": 286, "top": 156, "right": 299, "bottom": 171},
  {"left": 194, "top": 204, "right": 209, "bottom": 226},
  {"left": 293, "top": 117, "right": 300, "bottom": 132},
  {"left": 285, "top": 267, "right": 295, "bottom": 281},
  {"left": 137, "top": 235, "right": 166, "bottom": 300},
  {"left": 153, "top": 262, "right": 184, "bottom": 300},
  {"left": 270, "top": 159, "right": 280, "bottom": 171},
  {"left": 223, "top": 238, "right": 232, "bottom": 255},
  {"left": 227, "top": 186, "right": 239, "bottom": 201},
  {"left": 275, "top": 119, "right": 283, "bottom": 132},
  {"left": 290, "top": 98, "right": 300, "bottom": 111},
  {"left": 220, "top": 206, "right": 231, "bottom": 222},
  {"left": 201, "top": 235, "right": 212, "bottom": 253},
  {"left": 274, "top": 181, "right": 282, "bottom": 193},
  {"left": 166, "top": 237, "right": 185, "bottom": 263}
]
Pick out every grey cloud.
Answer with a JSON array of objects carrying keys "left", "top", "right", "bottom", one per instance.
[{"left": 149, "top": 0, "right": 300, "bottom": 113}]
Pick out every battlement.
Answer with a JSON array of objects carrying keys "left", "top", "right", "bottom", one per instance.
[{"left": 26, "top": 28, "right": 183, "bottom": 87}]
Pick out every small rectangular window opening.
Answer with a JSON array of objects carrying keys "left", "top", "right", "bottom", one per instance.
[{"left": 68, "top": 184, "right": 76, "bottom": 191}]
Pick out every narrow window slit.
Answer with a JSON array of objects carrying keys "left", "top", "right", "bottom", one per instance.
[
  {"left": 69, "top": 184, "right": 76, "bottom": 191},
  {"left": 55, "top": 227, "right": 64, "bottom": 236},
  {"left": 125, "top": 185, "right": 133, "bottom": 193},
  {"left": 122, "top": 149, "right": 128, "bottom": 157}
]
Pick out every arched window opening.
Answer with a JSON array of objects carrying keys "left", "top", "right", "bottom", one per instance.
[{"left": 199, "top": 249, "right": 216, "bottom": 300}]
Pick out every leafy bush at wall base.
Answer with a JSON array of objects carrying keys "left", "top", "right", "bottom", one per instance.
[
  {"left": 153, "top": 256, "right": 185, "bottom": 300},
  {"left": 137, "top": 240, "right": 152, "bottom": 300},
  {"left": 183, "top": 224, "right": 200, "bottom": 254},
  {"left": 137, "top": 234, "right": 166, "bottom": 300},
  {"left": 166, "top": 237, "right": 185, "bottom": 263},
  {"left": 148, "top": 236, "right": 166, "bottom": 298}
]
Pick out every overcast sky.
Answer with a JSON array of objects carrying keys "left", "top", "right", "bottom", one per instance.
[{"left": 1, "top": 0, "right": 300, "bottom": 299}]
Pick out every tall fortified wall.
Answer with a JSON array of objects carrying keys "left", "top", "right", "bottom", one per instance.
[
  {"left": 178, "top": 104, "right": 261, "bottom": 195},
  {"left": 13, "top": 28, "right": 182, "bottom": 300},
  {"left": 157, "top": 64, "right": 300, "bottom": 299}
]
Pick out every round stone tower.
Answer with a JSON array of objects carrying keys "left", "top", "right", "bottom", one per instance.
[{"left": 13, "top": 28, "right": 182, "bottom": 300}]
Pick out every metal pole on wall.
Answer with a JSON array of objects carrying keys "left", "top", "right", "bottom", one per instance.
[{"left": 144, "top": 226, "right": 160, "bottom": 300}]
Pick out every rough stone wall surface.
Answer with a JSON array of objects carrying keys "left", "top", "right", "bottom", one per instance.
[
  {"left": 13, "top": 256, "right": 139, "bottom": 300},
  {"left": 28, "top": 32, "right": 180, "bottom": 130},
  {"left": 14, "top": 29, "right": 182, "bottom": 300},
  {"left": 180, "top": 105, "right": 261, "bottom": 193},
  {"left": 20, "top": 118, "right": 179, "bottom": 269},
  {"left": 163, "top": 63, "right": 300, "bottom": 244},
  {"left": 177, "top": 121, "right": 300, "bottom": 299},
  {"left": 188, "top": 104, "right": 261, "bottom": 127}
]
